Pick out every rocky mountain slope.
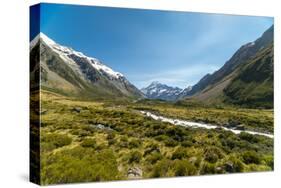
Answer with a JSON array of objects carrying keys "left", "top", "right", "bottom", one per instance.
[
  {"left": 30, "top": 33, "right": 144, "bottom": 100},
  {"left": 141, "top": 81, "right": 183, "bottom": 101},
  {"left": 223, "top": 43, "right": 273, "bottom": 108},
  {"left": 181, "top": 25, "right": 274, "bottom": 108}
]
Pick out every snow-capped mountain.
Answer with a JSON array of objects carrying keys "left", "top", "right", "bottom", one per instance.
[
  {"left": 30, "top": 33, "right": 144, "bottom": 99},
  {"left": 177, "top": 85, "right": 193, "bottom": 99},
  {"left": 141, "top": 81, "right": 183, "bottom": 101}
]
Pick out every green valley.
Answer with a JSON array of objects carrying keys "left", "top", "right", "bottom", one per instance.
[{"left": 39, "top": 91, "right": 273, "bottom": 185}]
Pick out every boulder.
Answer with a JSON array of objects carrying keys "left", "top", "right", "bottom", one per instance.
[
  {"left": 234, "top": 124, "right": 245, "bottom": 130},
  {"left": 127, "top": 167, "right": 142, "bottom": 179},
  {"left": 224, "top": 162, "right": 234, "bottom": 173},
  {"left": 72, "top": 107, "right": 82, "bottom": 113}
]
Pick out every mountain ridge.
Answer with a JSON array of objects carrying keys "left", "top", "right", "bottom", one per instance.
[
  {"left": 141, "top": 81, "right": 184, "bottom": 101},
  {"left": 30, "top": 33, "right": 144, "bottom": 100},
  {"left": 180, "top": 25, "right": 273, "bottom": 108},
  {"left": 181, "top": 25, "right": 273, "bottom": 99}
]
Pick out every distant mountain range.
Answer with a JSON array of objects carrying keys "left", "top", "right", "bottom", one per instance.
[
  {"left": 30, "top": 25, "right": 273, "bottom": 108},
  {"left": 141, "top": 81, "right": 185, "bottom": 101},
  {"left": 30, "top": 33, "right": 144, "bottom": 100}
]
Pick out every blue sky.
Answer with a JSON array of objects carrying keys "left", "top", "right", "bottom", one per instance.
[{"left": 33, "top": 3, "right": 273, "bottom": 89}]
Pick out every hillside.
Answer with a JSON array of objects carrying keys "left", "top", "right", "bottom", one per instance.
[
  {"left": 30, "top": 33, "right": 144, "bottom": 100},
  {"left": 181, "top": 25, "right": 273, "bottom": 108},
  {"left": 223, "top": 44, "right": 273, "bottom": 108}
]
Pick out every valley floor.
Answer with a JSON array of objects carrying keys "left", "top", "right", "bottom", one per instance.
[{"left": 37, "top": 91, "right": 274, "bottom": 185}]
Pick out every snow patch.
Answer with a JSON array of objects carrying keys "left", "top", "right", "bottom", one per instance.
[{"left": 32, "top": 32, "right": 124, "bottom": 79}]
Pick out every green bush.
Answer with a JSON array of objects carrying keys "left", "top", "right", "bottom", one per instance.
[
  {"left": 154, "top": 135, "right": 169, "bottom": 141},
  {"left": 128, "top": 151, "right": 142, "bottom": 163},
  {"left": 128, "top": 139, "right": 141, "bottom": 149},
  {"left": 263, "top": 155, "right": 274, "bottom": 169},
  {"left": 151, "top": 159, "right": 172, "bottom": 178},
  {"left": 201, "top": 162, "right": 216, "bottom": 174},
  {"left": 181, "top": 140, "right": 193, "bottom": 147},
  {"left": 144, "top": 143, "right": 160, "bottom": 156},
  {"left": 164, "top": 138, "right": 178, "bottom": 147},
  {"left": 171, "top": 147, "right": 188, "bottom": 160},
  {"left": 41, "top": 133, "right": 72, "bottom": 151},
  {"left": 146, "top": 152, "right": 163, "bottom": 164},
  {"left": 41, "top": 147, "right": 119, "bottom": 184},
  {"left": 107, "top": 132, "right": 116, "bottom": 140},
  {"left": 71, "top": 129, "right": 91, "bottom": 137},
  {"left": 242, "top": 151, "right": 261, "bottom": 164},
  {"left": 204, "top": 147, "right": 224, "bottom": 163},
  {"left": 224, "top": 156, "right": 245, "bottom": 172},
  {"left": 173, "top": 160, "right": 197, "bottom": 176},
  {"left": 239, "top": 132, "right": 259, "bottom": 143},
  {"left": 118, "top": 136, "right": 129, "bottom": 148},
  {"left": 108, "top": 138, "right": 116, "bottom": 146},
  {"left": 81, "top": 138, "right": 96, "bottom": 148}
]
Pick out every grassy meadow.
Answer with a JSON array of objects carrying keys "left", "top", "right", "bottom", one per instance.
[{"left": 39, "top": 90, "right": 273, "bottom": 185}]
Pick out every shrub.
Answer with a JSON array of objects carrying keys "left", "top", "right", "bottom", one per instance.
[
  {"left": 144, "top": 143, "right": 160, "bottom": 156},
  {"left": 108, "top": 138, "right": 116, "bottom": 146},
  {"left": 263, "top": 155, "right": 274, "bottom": 169},
  {"left": 224, "top": 156, "right": 245, "bottom": 172},
  {"left": 146, "top": 152, "right": 163, "bottom": 164},
  {"left": 151, "top": 159, "right": 172, "bottom": 178},
  {"left": 72, "top": 130, "right": 91, "bottom": 137},
  {"left": 204, "top": 147, "right": 224, "bottom": 163},
  {"left": 128, "top": 139, "right": 141, "bottom": 149},
  {"left": 41, "top": 147, "right": 119, "bottom": 184},
  {"left": 164, "top": 138, "right": 178, "bottom": 147},
  {"left": 171, "top": 147, "right": 188, "bottom": 160},
  {"left": 41, "top": 133, "right": 72, "bottom": 151},
  {"left": 106, "top": 132, "right": 116, "bottom": 140},
  {"left": 181, "top": 140, "right": 193, "bottom": 147},
  {"left": 128, "top": 151, "right": 142, "bottom": 163},
  {"left": 201, "top": 162, "right": 216, "bottom": 174},
  {"left": 81, "top": 138, "right": 96, "bottom": 148},
  {"left": 154, "top": 135, "right": 169, "bottom": 141},
  {"left": 173, "top": 160, "right": 197, "bottom": 176},
  {"left": 242, "top": 151, "right": 261, "bottom": 164},
  {"left": 239, "top": 132, "right": 259, "bottom": 143}
]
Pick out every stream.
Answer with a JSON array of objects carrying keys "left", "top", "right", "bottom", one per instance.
[{"left": 140, "top": 111, "right": 274, "bottom": 139}]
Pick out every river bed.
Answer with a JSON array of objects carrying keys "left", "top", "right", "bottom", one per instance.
[{"left": 140, "top": 111, "right": 273, "bottom": 139}]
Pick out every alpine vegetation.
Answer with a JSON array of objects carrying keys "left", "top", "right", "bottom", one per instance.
[{"left": 30, "top": 3, "right": 274, "bottom": 185}]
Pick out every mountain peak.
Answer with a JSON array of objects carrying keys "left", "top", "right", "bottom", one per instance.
[
  {"left": 30, "top": 33, "right": 143, "bottom": 99},
  {"left": 150, "top": 81, "right": 161, "bottom": 85},
  {"left": 39, "top": 32, "right": 56, "bottom": 46},
  {"left": 141, "top": 82, "right": 182, "bottom": 101},
  {"left": 30, "top": 32, "right": 124, "bottom": 79},
  {"left": 30, "top": 32, "right": 55, "bottom": 50}
]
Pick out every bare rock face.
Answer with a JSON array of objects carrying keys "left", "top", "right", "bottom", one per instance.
[{"left": 127, "top": 167, "right": 142, "bottom": 179}]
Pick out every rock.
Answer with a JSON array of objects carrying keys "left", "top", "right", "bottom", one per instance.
[
  {"left": 72, "top": 107, "right": 82, "bottom": 113},
  {"left": 89, "top": 124, "right": 113, "bottom": 131},
  {"left": 234, "top": 124, "right": 245, "bottom": 130},
  {"left": 216, "top": 166, "right": 223, "bottom": 173},
  {"left": 127, "top": 167, "right": 142, "bottom": 179},
  {"left": 96, "top": 124, "right": 105, "bottom": 129},
  {"left": 224, "top": 162, "right": 234, "bottom": 172},
  {"left": 227, "top": 120, "right": 240, "bottom": 128}
]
